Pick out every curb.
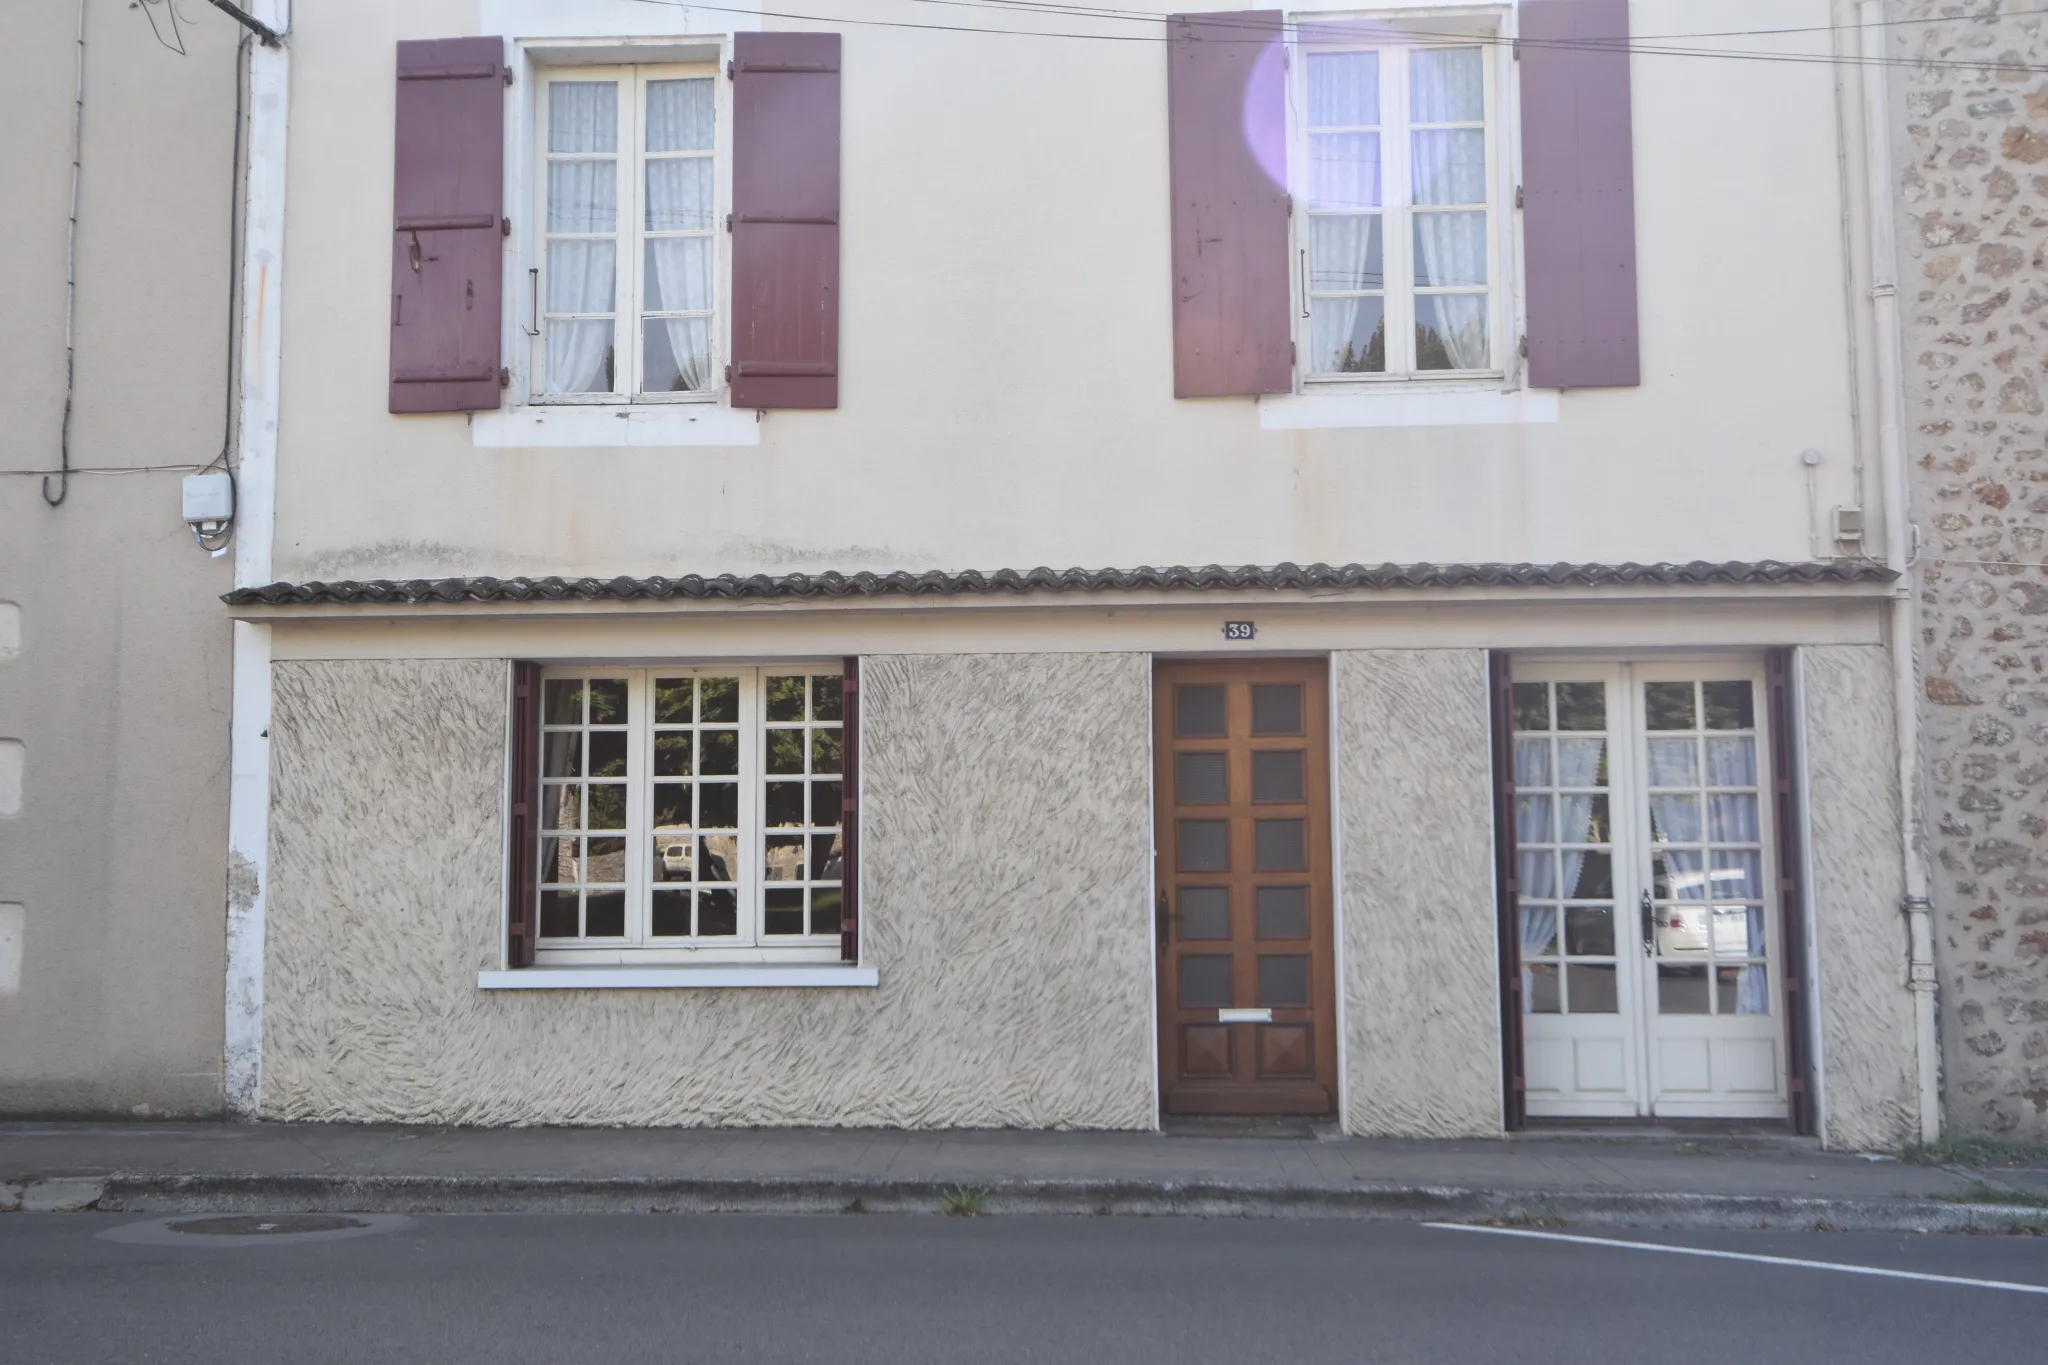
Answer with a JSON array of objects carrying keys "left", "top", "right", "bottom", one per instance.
[{"left": 5, "top": 1173, "right": 2037, "bottom": 1232}]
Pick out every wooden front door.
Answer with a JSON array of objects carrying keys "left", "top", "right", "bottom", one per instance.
[{"left": 1154, "top": 660, "right": 1337, "bottom": 1116}]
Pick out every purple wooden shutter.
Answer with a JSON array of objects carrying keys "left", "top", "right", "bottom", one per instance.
[
  {"left": 839, "top": 656, "right": 860, "bottom": 963},
  {"left": 390, "top": 37, "right": 507, "bottom": 414},
  {"left": 1518, "top": 0, "right": 1640, "bottom": 388},
  {"left": 729, "top": 33, "right": 841, "bottom": 410},
  {"left": 1765, "top": 649, "right": 1814, "bottom": 1135},
  {"left": 1489, "top": 652, "right": 1527, "bottom": 1130},
  {"left": 1168, "top": 11, "right": 1291, "bottom": 398},
  {"left": 507, "top": 661, "right": 540, "bottom": 968}
]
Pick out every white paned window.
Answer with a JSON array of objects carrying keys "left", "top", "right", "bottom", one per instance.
[
  {"left": 1296, "top": 42, "right": 1499, "bottom": 380},
  {"left": 536, "top": 668, "right": 845, "bottom": 964},
  {"left": 536, "top": 65, "right": 721, "bottom": 401}
]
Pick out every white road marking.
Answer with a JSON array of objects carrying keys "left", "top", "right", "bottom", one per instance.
[{"left": 1424, "top": 1223, "right": 2048, "bottom": 1296}]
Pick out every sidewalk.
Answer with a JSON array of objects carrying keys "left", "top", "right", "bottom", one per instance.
[{"left": 4, "top": 1121, "right": 2044, "bottom": 1231}]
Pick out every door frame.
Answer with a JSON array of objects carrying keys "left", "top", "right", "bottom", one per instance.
[
  {"left": 1151, "top": 657, "right": 1340, "bottom": 1117},
  {"left": 1495, "top": 651, "right": 1810, "bottom": 1128}
]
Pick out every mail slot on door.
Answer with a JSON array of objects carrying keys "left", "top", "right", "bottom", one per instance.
[{"left": 1217, "top": 1008, "right": 1273, "bottom": 1023}]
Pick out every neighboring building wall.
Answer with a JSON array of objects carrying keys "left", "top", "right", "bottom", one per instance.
[
  {"left": 1802, "top": 646, "right": 1919, "bottom": 1150},
  {"left": 259, "top": 653, "right": 1156, "bottom": 1127},
  {"left": 1334, "top": 650, "right": 1500, "bottom": 1137},
  {"left": 1895, "top": 4, "right": 2048, "bottom": 1137},
  {"left": 0, "top": 1, "right": 234, "bottom": 1114}
]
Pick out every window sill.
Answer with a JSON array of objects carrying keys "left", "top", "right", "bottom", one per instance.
[
  {"left": 477, "top": 964, "right": 877, "bottom": 990},
  {"left": 473, "top": 402, "right": 761, "bottom": 449},
  {"left": 1259, "top": 387, "right": 1559, "bottom": 431}
]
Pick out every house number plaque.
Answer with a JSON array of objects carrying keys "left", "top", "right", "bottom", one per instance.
[{"left": 1223, "top": 621, "right": 1256, "bottom": 641}]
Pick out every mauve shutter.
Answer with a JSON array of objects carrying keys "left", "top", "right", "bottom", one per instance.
[
  {"left": 1489, "top": 652, "right": 1526, "bottom": 1131},
  {"left": 839, "top": 656, "right": 860, "bottom": 963},
  {"left": 1168, "top": 11, "right": 1291, "bottom": 398},
  {"left": 390, "top": 37, "right": 507, "bottom": 414},
  {"left": 729, "top": 32, "right": 841, "bottom": 409},
  {"left": 507, "top": 661, "right": 541, "bottom": 968},
  {"left": 1518, "top": 0, "right": 1640, "bottom": 388},
  {"left": 1765, "top": 649, "right": 1814, "bottom": 1135}
]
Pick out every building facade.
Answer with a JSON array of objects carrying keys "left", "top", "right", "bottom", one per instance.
[
  {"left": 1893, "top": 2, "right": 2048, "bottom": 1140},
  {"left": 0, "top": 1, "right": 238, "bottom": 1115},
  {"left": 219, "top": 0, "right": 1936, "bottom": 1145}
]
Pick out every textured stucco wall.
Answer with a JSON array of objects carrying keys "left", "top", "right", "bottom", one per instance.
[
  {"left": 1334, "top": 650, "right": 1501, "bottom": 1137},
  {"left": 1894, "top": 4, "right": 2048, "bottom": 1136},
  {"left": 1802, "top": 646, "right": 1921, "bottom": 1149},
  {"left": 261, "top": 654, "right": 1155, "bottom": 1127},
  {"left": 0, "top": 0, "right": 236, "bottom": 1115}
]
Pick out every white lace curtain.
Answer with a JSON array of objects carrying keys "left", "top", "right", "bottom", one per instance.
[
  {"left": 546, "top": 81, "right": 619, "bottom": 393},
  {"left": 1409, "top": 47, "right": 1488, "bottom": 370},
  {"left": 644, "top": 79, "right": 715, "bottom": 392}
]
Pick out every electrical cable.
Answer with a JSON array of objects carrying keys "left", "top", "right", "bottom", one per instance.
[{"left": 44, "top": 0, "right": 87, "bottom": 508}]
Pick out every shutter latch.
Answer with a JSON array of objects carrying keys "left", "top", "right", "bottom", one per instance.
[
  {"left": 1515, "top": 185, "right": 1523, "bottom": 210},
  {"left": 1519, "top": 335, "right": 1529, "bottom": 359}
]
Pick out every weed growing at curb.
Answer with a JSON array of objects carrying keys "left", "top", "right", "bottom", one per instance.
[
  {"left": 1903, "top": 1136, "right": 2048, "bottom": 1169},
  {"left": 940, "top": 1186, "right": 989, "bottom": 1218},
  {"left": 841, "top": 1198, "right": 866, "bottom": 1215},
  {"left": 1933, "top": 1183, "right": 2048, "bottom": 1209}
]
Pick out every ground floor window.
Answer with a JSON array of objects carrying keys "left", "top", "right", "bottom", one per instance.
[{"left": 532, "top": 666, "right": 846, "bottom": 964}]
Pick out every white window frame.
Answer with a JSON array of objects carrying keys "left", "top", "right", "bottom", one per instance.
[
  {"left": 533, "top": 666, "right": 846, "bottom": 966},
  {"left": 1287, "top": 15, "right": 1517, "bottom": 390},
  {"left": 529, "top": 61, "right": 729, "bottom": 405}
]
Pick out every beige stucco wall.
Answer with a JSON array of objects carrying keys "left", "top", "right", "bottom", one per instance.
[
  {"left": 1801, "top": 645, "right": 1919, "bottom": 1150},
  {"left": 260, "top": 653, "right": 1155, "bottom": 1126},
  {"left": 0, "top": 1, "right": 235, "bottom": 1114},
  {"left": 1334, "top": 649, "right": 1502, "bottom": 1137},
  {"left": 265, "top": 0, "right": 1870, "bottom": 583}
]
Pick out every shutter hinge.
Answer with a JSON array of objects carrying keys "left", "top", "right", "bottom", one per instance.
[
  {"left": 724, "top": 363, "right": 734, "bottom": 384},
  {"left": 1519, "top": 335, "right": 1529, "bottom": 359},
  {"left": 1512, "top": 38, "right": 1521, "bottom": 61},
  {"left": 501, "top": 217, "right": 511, "bottom": 237},
  {"left": 1515, "top": 185, "right": 1523, "bottom": 210},
  {"left": 500, "top": 367, "right": 511, "bottom": 388},
  {"left": 725, "top": 213, "right": 733, "bottom": 233},
  {"left": 727, "top": 59, "right": 736, "bottom": 80},
  {"left": 503, "top": 67, "right": 514, "bottom": 86},
  {"left": 1290, "top": 340, "right": 1298, "bottom": 367}
]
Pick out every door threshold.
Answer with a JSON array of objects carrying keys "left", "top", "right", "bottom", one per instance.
[
  {"left": 1519, "top": 1117, "right": 1814, "bottom": 1148},
  {"left": 1161, "top": 1117, "right": 1341, "bottom": 1141}
]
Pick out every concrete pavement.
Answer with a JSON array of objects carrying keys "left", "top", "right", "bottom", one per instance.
[{"left": 4, "top": 1121, "right": 2046, "bottom": 1230}]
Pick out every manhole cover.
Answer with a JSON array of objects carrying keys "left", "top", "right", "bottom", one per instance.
[{"left": 168, "top": 1214, "right": 367, "bottom": 1236}]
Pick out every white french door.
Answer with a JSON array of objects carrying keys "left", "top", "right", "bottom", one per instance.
[{"left": 1514, "top": 660, "right": 1788, "bottom": 1120}]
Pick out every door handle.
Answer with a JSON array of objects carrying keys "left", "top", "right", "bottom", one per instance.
[{"left": 1640, "top": 891, "right": 1656, "bottom": 957}]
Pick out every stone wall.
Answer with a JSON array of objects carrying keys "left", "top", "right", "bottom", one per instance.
[{"left": 1897, "top": 2, "right": 2048, "bottom": 1136}]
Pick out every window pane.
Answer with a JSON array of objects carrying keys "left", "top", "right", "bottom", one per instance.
[
  {"left": 1513, "top": 737, "right": 1550, "bottom": 787},
  {"left": 1710, "top": 849, "right": 1763, "bottom": 901},
  {"left": 545, "top": 320, "right": 614, "bottom": 394},
  {"left": 1567, "top": 963, "right": 1618, "bottom": 1013},
  {"left": 1513, "top": 683, "right": 1550, "bottom": 733},
  {"left": 643, "top": 317, "right": 713, "bottom": 394},
  {"left": 650, "top": 783, "right": 692, "bottom": 830},
  {"left": 647, "top": 158, "right": 714, "bottom": 236},
  {"left": 1564, "top": 850, "right": 1611, "bottom": 900},
  {"left": 1527, "top": 962, "right": 1560, "bottom": 1013},
  {"left": 1307, "top": 50, "right": 1378, "bottom": 126},
  {"left": 700, "top": 730, "right": 738, "bottom": 776},
  {"left": 698, "top": 834, "right": 738, "bottom": 884},
  {"left": 1176, "top": 685, "right": 1226, "bottom": 737},
  {"left": 764, "top": 888, "right": 805, "bottom": 936},
  {"left": 765, "top": 835, "right": 804, "bottom": 882},
  {"left": 1516, "top": 793, "right": 1553, "bottom": 843},
  {"left": 654, "top": 678, "right": 693, "bottom": 723},
  {"left": 1659, "top": 963, "right": 1711, "bottom": 1014},
  {"left": 811, "top": 729, "right": 843, "bottom": 775},
  {"left": 1648, "top": 795, "right": 1701, "bottom": 844},
  {"left": 548, "top": 81, "right": 618, "bottom": 153},
  {"left": 1559, "top": 794, "right": 1609, "bottom": 843},
  {"left": 1706, "top": 736, "right": 1758, "bottom": 787},
  {"left": 811, "top": 781, "right": 842, "bottom": 826},
  {"left": 1518, "top": 850, "right": 1557, "bottom": 899},
  {"left": 547, "top": 159, "right": 617, "bottom": 234},
  {"left": 1564, "top": 906, "right": 1615, "bottom": 956},
  {"left": 646, "top": 77, "right": 713, "bottom": 151},
  {"left": 765, "top": 781, "right": 805, "bottom": 828},
  {"left": 1176, "top": 752, "right": 1229, "bottom": 805},
  {"left": 1412, "top": 212, "right": 1486, "bottom": 287},
  {"left": 585, "top": 891, "right": 627, "bottom": 938},
  {"left": 540, "top": 889, "right": 579, "bottom": 938},
  {"left": 587, "top": 730, "right": 628, "bottom": 777},
  {"left": 651, "top": 889, "right": 692, "bottom": 936},
  {"left": 1412, "top": 128, "right": 1486, "bottom": 205},
  {"left": 1410, "top": 46, "right": 1484, "bottom": 122},
  {"left": 812, "top": 676, "right": 843, "bottom": 720},
  {"left": 1555, "top": 683, "right": 1605, "bottom": 731},
  {"left": 1708, "top": 793, "right": 1760, "bottom": 843},
  {"left": 1309, "top": 215, "right": 1383, "bottom": 291},
  {"left": 810, "top": 833, "right": 841, "bottom": 880},
  {"left": 1520, "top": 903, "right": 1558, "bottom": 956},
  {"left": 652, "top": 834, "right": 693, "bottom": 884},
  {"left": 766, "top": 729, "right": 804, "bottom": 775},
  {"left": 586, "top": 836, "right": 626, "bottom": 882},
  {"left": 1416, "top": 295, "right": 1488, "bottom": 370},
  {"left": 542, "top": 783, "right": 581, "bottom": 830},
  {"left": 1644, "top": 682, "right": 1697, "bottom": 731},
  {"left": 699, "top": 677, "right": 739, "bottom": 722},
  {"left": 1250, "top": 684, "right": 1303, "bottom": 735},
  {"left": 1703, "top": 681, "right": 1755, "bottom": 730},
  {"left": 644, "top": 236, "right": 713, "bottom": 311},
  {"left": 543, "top": 679, "right": 585, "bottom": 724},
  {"left": 1309, "top": 297, "right": 1386, "bottom": 373},
  {"left": 586, "top": 784, "right": 627, "bottom": 830},
  {"left": 1647, "top": 738, "right": 1697, "bottom": 787},
  {"left": 1308, "top": 132, "right": 1382, "bottom": 209},
  {"left": 653, "top": 733, "right": 692, "bottom": 777},
  {"left": 542, "top": 732, "right": 582, "bottom": 778},
  {"left": 765, "top": 676, "right": 807, "bottom": 722},
  {"left": 1556, "top": 737, "right": 1607, "bottom": 786},
  {"left": 810, "top": 887, "right": 843, "bottom": 936},
  {"left": 698, "top": 889, "right": 738, "bottom": 936},
  {"left": 699, "top": 782, "right": 738, "bottom": 829}
]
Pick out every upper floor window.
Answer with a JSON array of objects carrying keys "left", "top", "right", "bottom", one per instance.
[
  {"left": 1297, "top": 42, "right": 1497, "bottom": 380},
  {"left": 537, "top": 64, "right": 721, "bottom": 401}
]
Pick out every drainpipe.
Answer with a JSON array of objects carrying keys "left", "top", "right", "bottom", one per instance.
[{"left": 1857, "top": 0, "right": 1940, "bottom": 1144}]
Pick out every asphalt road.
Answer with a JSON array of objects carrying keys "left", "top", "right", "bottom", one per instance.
[{"left": 5, "top": 1213, "right": 2046, "bottom": 1364}]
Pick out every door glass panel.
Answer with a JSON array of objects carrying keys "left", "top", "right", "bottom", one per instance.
[
  {"left": 1564, "top": 906, "right": 1614, "bottom": 956},
  {"left": 1250, "top": 684, "right": 1304, "bottom": 735},
  {"left": 1176, "top": 752, "right": 1229, "bottom": 805},
  {"left": 1707, "top": 793, "right": 1760, "bottom": 843},
  {"left": 1658, "top": 963, "right": 1710, "bottom": 1014},
  {"left": 1257, "top": 886, "right": 1309, "bottom": 940},
  {"left": 1254, "top": 819, "right": 1307, "bottom": 871},
  {"left": 1177, "top": 820, "right": 1229, "bottom": 872},
  {"left": 1512, "top": 683, "right": 1549, "bottom": 731},
  {"left": 1556, "top": 738, "right": 1607, "bottom": 786},
  {"left": 1555, "top": 682, "right": 1606, "bottom": 730},
  {"left": 1176, "top": 685, "right": 1227, "bottom": 737},
  {"left": 1704, "top": 736, "right": 1757, "bottom": 786},
  {"left": 1527, "top": 962, "right": 1561, "bottom": 1013},
  {"left": 1648, "top": 795, "right": 1700, "bottom": 844},
  {"left": 1719, "top": 964, "right": 1770, "bottom": 1015},
  {"left": 1646, "top": 738, "right": 1697, "bottom": 787},
  {"left": 1516, "top": 793, "right": 1553, "bottom": 842},
  {"left": 1518, "top": 848, "right": 1557, "bottom": 898},
  {"left": 1644, "top": 681, "right": 1696, "bottom": 730},
  {"left": 1710, "top": 849, "right": 1763, "bottom": 901},
  {"left": 1513, "top": 736, "right": 1550, "bottom": 786},
  {"left": 1567, "top": 964, "right": 1618, "bottom": 1013},
  {"left": 1252, "top": 750, "right": 1305, "bottom": 803},
  {"left": 1179, "top": 955, "right": 1232, "bottom": 1009},
  {"left": 1258, "top": 955, "right": 1311, "bottom": 1008},
  {"left": 1178, "top": 887, "right": 1230, "bottom": 940},
  {"left": 1520, "top": 904, "right": 1559, "bottom": 956},
  {"left": 1702, "top": 681, "right": 1754, "bottom": 730},
  {"left": 1564, "top": 850, "right": 1611, "bottom": 900}
]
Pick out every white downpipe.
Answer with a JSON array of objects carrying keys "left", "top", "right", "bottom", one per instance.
[
  {"left": 223, "top": 0, "right": 289, "bottom": 1118},
  {"left": 1857, "top": 0, "right": 1940, "bottom": 1144}
]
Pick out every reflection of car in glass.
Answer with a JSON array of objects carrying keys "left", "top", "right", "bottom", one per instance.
[
  {"left": 658, "top": 839, "right": 691, "bottom": 881},
  {"left": 1656, "top": 900, "right": 1756, "bottom": 956}
]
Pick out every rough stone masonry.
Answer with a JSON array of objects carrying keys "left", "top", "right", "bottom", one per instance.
[{"left": 1898, "top": 2, "right": 2048, "bottom": 1137}]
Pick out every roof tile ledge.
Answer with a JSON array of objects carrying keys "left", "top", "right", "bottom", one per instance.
[{"left": 223, "top": 560, "right": 1896, "bottom": 608}]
